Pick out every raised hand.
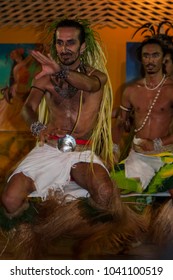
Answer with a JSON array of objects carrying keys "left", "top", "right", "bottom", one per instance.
[{"left": 31, "top": 50, "right": 60, "bottom": 79}]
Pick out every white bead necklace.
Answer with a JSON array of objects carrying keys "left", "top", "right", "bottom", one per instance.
[
  {"left": 134, "top": 76, "right": 167, "bottom": 133},
  {"left": 144, "top": 74, "right": 166, "bottom": 91}
]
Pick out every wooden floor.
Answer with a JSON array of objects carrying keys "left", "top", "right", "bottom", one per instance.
[{"left": 0, "top": 131, "right": 173, "bottom": 260}]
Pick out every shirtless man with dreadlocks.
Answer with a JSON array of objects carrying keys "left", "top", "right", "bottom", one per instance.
[{"left": 1, "top": 19, "right": 121, "bottom": 218}]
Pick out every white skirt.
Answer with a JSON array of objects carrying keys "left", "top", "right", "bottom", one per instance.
[
  {"left": 9, "top": 144, "right": 107, "bottom": 200},
  {"left": 125, "top": 149, "right": 164, "bottom": 190}
]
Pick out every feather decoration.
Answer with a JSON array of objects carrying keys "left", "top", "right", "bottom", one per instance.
[{"left": 132, "top": 21, "right": 173, "bottom": 47}]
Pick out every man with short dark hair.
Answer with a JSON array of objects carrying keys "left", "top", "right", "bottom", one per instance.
[{"left": 112, "top": 37, "right": 173, "bottom": 197}]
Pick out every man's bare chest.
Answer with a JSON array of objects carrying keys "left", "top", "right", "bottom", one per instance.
[{"left": 131, "top": 90, "right": 172, "bottom": 113}]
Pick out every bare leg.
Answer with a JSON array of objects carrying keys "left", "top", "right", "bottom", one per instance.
[
  {"left": 1, "top": 172, "right": 36, "bottom": 218},
  {"left": 71, "top": 162, "right": 119, "bottom": 209}
]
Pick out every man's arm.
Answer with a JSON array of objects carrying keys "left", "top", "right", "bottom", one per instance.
[
  {"left": 112, "top": 87, "right": 132, "bottom": 163},
  {"left": 22, "top": 78, "right": 46, "bottom": 127},
  {"left": 31, "top": 51, "right": 107, "bottom": 93},
  {"left": 22, "top": 79, "right": 51, "bottom": 145},
  {"left": 136, "top": 133, "right": 173, "bottom": 153}
]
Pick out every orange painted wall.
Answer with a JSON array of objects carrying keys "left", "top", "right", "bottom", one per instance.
[
  {"left": 0, "top": 25, "right": 142, "bottom": 106},
  {"left": 98, "top": 26, "right": 140, "bottom": 106}
]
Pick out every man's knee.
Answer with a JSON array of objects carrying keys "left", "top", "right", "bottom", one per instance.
[
  {"left": 90, "top": 175, "right": 114, "bottom": 206},
  {"left": 1, "top": 189, "right": 21, "bottom": 214},
  {"left": 98, "top": 181, "right": 113, "bottom": 199},
  {"left": 1, "top": 173, "right": 34, "bottom": 214}
]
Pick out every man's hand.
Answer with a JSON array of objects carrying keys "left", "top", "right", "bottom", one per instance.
[
  {"left": 38, "top": 126, "right": 66, "bottom": 146},
  {"left": 31, "top": 51, "right": 60, "bottom": 79},
  {"left": 133, "top": 138, "right": 154, "bottom": 152}
]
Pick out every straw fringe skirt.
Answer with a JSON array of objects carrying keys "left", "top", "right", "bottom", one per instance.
[{"left": 1, "top": 191, "right": 173, "bottom": 259}]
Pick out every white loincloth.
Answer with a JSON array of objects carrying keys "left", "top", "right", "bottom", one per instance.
[
  {"left": 8, "top": 144, "right": 108, "bottom": 200},
  {"left": 125, "top": 149, "right": 164, "bottom": 190}
]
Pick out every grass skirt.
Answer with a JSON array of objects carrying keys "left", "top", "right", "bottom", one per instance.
[
  {"left": 0, "top": 188, "right": 148, "bottom": 259},
  {"left": 0, "top": 190, "right": 173, "bottom": 259}
]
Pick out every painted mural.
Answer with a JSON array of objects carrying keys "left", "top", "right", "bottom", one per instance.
[
  {"left": 0, "top": 44, "right": 41, "bottom": 181},
  {"left": 126, "top": 42, "right": 141, "bottom": 82}
]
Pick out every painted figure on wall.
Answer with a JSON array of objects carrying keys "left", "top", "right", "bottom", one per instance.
[
  {"left": 0, "top": 44, "right": 48, "bottom": 181},
  {"left": 0, "top": 44, "right": 45, "bottom": 131}
]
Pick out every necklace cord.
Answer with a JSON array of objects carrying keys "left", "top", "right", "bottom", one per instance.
[
  {"left": 70, "top": 90, "right": 83, "bottom": 135},
  {"left": 134, "top": 75, "right": 167, "bottom": 133},
  {"left": 144, "top": 74, "right": 166, "bottom": 91}
]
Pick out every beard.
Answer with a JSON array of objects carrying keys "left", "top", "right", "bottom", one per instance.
[{"left": 58, "top": 50, "right": 81, "bottom": 66}]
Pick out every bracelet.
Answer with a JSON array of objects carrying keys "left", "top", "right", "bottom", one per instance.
[
  {"left": 55, "top": 67, "right": 69, "bottom": 80},
  {"left": 113, "top": 143, "right": 120, "bottom": 153},
  {"left": 30, "top": 121, "right": 47, "bottom": 137},
  {"left": 153, "top": 138, "right": 163, "bottom": 151}
]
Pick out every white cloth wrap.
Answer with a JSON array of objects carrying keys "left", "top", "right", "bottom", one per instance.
[
  {"left": 8, "top": 144, "right": 108, "bottom": 200},
  {"left": 125, "top": 149, "right": 164, "bottom": 190}
]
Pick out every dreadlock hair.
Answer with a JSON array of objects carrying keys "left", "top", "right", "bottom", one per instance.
[{"left": 132, "top": 21, "right": 173, "bottom": 49}]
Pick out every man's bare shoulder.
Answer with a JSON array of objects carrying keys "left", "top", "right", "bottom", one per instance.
[{"left": 124, "top": 78, "right": 143, "bottom": 93}]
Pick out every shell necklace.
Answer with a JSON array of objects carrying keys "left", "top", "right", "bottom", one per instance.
[
  {"left": 134, "top": 75, "right": 167, "bottom": 133},
  {"left": 144, "top": 74, "right": 166, "bottom": 91}
]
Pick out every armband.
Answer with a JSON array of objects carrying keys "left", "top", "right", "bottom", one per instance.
[
  {"left": 30, "top": 121, "right": 47, "bottom": 137},
  {"left": 153, "top": 138, "right": 163, "bottom": 151},
  {"left": 120, "top": 105, "right": 131, "bottom": 112},
  {"left": 30, "top": 86, "right": 46, "bottom": 95}
]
